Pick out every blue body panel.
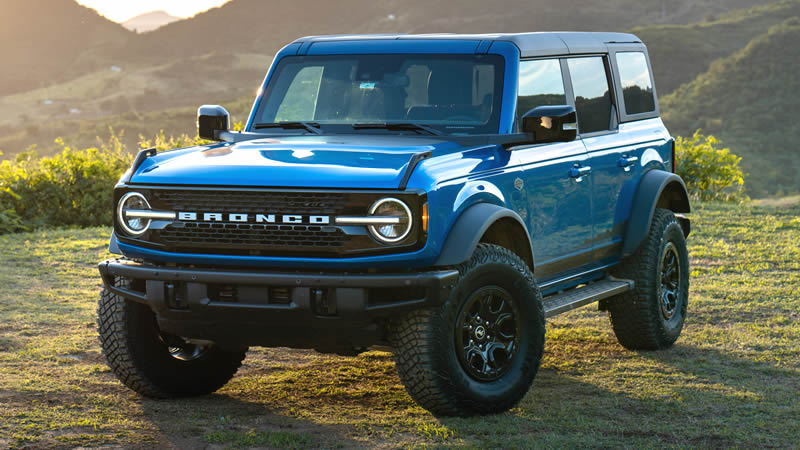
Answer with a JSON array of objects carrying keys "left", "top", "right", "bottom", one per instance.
[
  {"left": 131, "top": 135, "right": 462, "bottom": 189},
  {"left": 118, "top": 34, "right": 675, "bottom": 290},
  {"left": 584, "top": 119, "right": 672, "bottom": 267}
]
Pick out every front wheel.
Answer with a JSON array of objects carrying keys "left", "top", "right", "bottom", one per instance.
[
  {"left": 607, "top": 208, "right": 690, "bottom": 350},
  {"left": 97, "top": 279, "right": 247, "bottom": 397},
  {"left": 390, "top": 244, "right": 545, "bottom": 416}
]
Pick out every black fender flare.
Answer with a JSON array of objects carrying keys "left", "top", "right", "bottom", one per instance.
[
  {"left": 434, "top": 202, "right": 534, "bottom": 267},
  {"left": 622, "top": 169, "right": 691, "bottom": 257}
]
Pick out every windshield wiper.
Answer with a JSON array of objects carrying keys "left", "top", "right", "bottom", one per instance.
[
  {"left": 253, "top": 121, "right": 322, "bottom": 135},
  {"left": 352, "top": 122, "right": 443, "bottom": 136}
]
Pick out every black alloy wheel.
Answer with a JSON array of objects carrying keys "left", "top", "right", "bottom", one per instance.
[
  {"left": 455, "top": 286, "right": 521, "bottom": 381},
  {"left": 659, "top": 242, "right": 681, "bottom": 320}
]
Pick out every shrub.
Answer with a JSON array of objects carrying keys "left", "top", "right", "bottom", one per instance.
[
  {"left": 0, "top": 134, "right": 133, "bottom": 232},
  {"left": 137, "top": 122, "right": 241, "bottom": 151},
  {"left": 675, "top": 130, "right": 746, "bottom": 202},
  {"left": 138, "top": 129, "right": 210, "bottom": 151},
  {"left": 0, "top": 128, "right": 217, "bottom": 234},
  {"left": 4, "top": 123, "right": 741, "bottom": 234},
  {"left": 0, "top": 186, "right": 26, "bottom": 234}
]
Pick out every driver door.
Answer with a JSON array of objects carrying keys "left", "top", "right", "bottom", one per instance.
[{"left": 512, "top": 58, "right": 593, "bottom": 282}]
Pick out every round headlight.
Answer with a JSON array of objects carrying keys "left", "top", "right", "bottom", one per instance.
[
  {"left": 117, "top": 192, "right": 151, "bottom": 236},
  {"left": 368, "top": 198, "right": 412, "bottom": 243}
]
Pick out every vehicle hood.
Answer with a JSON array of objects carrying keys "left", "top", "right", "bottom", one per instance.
[{"left": 130, "top": 135, "right": 471, "bottom": 189}]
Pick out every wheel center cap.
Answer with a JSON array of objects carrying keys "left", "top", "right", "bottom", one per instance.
[{"left": 474, "top": 325, "right": 486, "bottom": 340}]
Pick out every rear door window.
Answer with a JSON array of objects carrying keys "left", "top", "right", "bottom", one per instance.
[
  {"left": 567, "top": 57, "right": 613, "bottom": 134},
  {"left": 615, "top": 52, "right": 656, "bottom": 115}
]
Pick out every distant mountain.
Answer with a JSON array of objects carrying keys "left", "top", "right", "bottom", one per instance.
[
  {"left": 661, "top": 17, "right": 800, "bottom": 197},
  {"left": 122, "top": 10, "right": 180, "bottom": 33},
  {"left": 0, "top": 0, "right": 131, "bottom": 96}
]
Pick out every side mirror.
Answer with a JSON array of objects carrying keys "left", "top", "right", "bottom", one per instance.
[
  {"left": 522, "top": 105, "right": 577, "bottom": 143},
  {"left": 197, "top": 105, "right": 230, "bottom": 141}
]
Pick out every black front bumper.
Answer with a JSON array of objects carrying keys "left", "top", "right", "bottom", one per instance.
[{"left": 98, "top": 259, "right": 458, "bottom": 349}]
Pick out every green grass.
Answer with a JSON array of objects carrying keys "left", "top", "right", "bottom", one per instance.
[
  {"left": 1, "top": 201, "right": 798, "bottom": 448},
  {"left": 205, "top": 429, "right": 313, "bottom": 448}
]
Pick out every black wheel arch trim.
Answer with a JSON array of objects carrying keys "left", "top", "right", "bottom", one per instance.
[
  {"left": 623, "top": 169, "right": 691, "bottom": 257},
  {"left": 434, "top": 202, "right": 534, "bottom": 269}
]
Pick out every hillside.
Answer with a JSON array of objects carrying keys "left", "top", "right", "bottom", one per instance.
[
  {"left": 1, "top": 0, "right": 781, "bottom": 157},
  {"left": 661, "top": 17, "right": 800, "bottom": 197},
  {"left": 127, "top": 0, "right": 776, "bottom": 63},
  {"left": 0, "top": 0, "right": 779, "bottom": 100},
  {"left": 0, "top": 0, "right": 131, "bottom": 96},
  {"left": 636, "top": 0, "right": 800, "bottom": 95},
  {"left": 122, "top": 10, "right": 180, "bottom": 33},
  {"left": 0, "top": 51, "right": 270, "bottom": 127},
  {"left": 0, "top": 95, "right": 254, "bottom": 158},
  {"left": 1, "top": 0, "right": 795, "bottom": 198}
]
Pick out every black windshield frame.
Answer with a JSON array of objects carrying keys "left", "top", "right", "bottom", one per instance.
[{"left": 251, "top": 54, "right": 505, "bottom": 135}]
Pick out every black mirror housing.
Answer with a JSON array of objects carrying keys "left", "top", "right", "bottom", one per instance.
[
  {"left": 522, "top": 105, "right": 578, "bottom": 143},
  {"left": 197, "top": 105, "right": 230, "bottom": 140}
]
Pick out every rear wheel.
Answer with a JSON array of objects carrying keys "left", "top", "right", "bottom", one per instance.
[
  {"left": 607, "top": 208, "right": 689, "bottom": 350},
  {"left": 390, "top": 244, "right": 545, "bottom": 416},
  {"left": 97, "top": 278, "right": 246, "bottom": 397}
]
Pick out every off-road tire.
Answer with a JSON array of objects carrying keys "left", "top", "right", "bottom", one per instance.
[
  {"left": 97, "top": 278, "right": 246, "bottom": 397},
  {"left": 389, "top": 244, "right": 545, "bottom": 416},
  {"left": 608, "top": 208, "right": 689, "bottom": 350}
]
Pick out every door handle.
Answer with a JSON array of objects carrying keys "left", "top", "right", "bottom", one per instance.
[
  {"left": 569, "top": 166, "right": 592, "bottom": 178},
  {"left": 618, "top": 155, "right": 638, "bottom": 171}
]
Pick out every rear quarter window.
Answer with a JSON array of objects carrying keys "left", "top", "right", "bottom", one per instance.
[{"left": 616, "top": 52, "right": 656, "bottom": 115}]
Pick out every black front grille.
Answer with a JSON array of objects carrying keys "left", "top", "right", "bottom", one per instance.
[
  {"left": 152, "top": 190, "right": 347, "bottom": 215},
  {"left": 117, "top": 187, "right": 425, "bottom": 257},
  {"left": 160, "top": 222, "right": 349, "bottom": 250}
]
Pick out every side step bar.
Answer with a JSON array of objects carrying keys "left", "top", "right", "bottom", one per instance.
[{"left": 543, "top": 278, "right": 634, "bottom": 318}]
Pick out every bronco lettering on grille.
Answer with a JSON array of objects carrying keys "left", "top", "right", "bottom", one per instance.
[{"left": 178, "top": 212, "right": 331, "bottom": 224}]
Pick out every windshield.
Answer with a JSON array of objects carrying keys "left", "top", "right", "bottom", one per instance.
[{"left": 252, "top": 54, "right": 504, "bottom": 135}]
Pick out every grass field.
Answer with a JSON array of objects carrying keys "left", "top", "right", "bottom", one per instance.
[{"left": 0, "top": 201, "right": 798, "bottom": 448}]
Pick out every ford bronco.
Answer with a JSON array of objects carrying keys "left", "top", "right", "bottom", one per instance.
[{"left": 97, "top": 32, "right": 691, "bottom": 416}]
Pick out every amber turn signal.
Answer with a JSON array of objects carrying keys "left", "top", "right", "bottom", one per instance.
[{"left": 422, "top": 202, "right": 429, "bottom": 233}]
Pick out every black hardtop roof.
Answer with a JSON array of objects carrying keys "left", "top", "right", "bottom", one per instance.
[{"left": 291, "top": 32, "right": 643, "bottom": 57}]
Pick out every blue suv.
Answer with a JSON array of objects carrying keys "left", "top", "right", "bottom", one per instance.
[{"left": 98, "top": 32, "right": 691, "bottom": 416}]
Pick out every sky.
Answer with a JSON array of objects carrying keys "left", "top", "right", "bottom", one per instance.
[{"left": 75, "top": 0, "right": 233, "bottom": 22}]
